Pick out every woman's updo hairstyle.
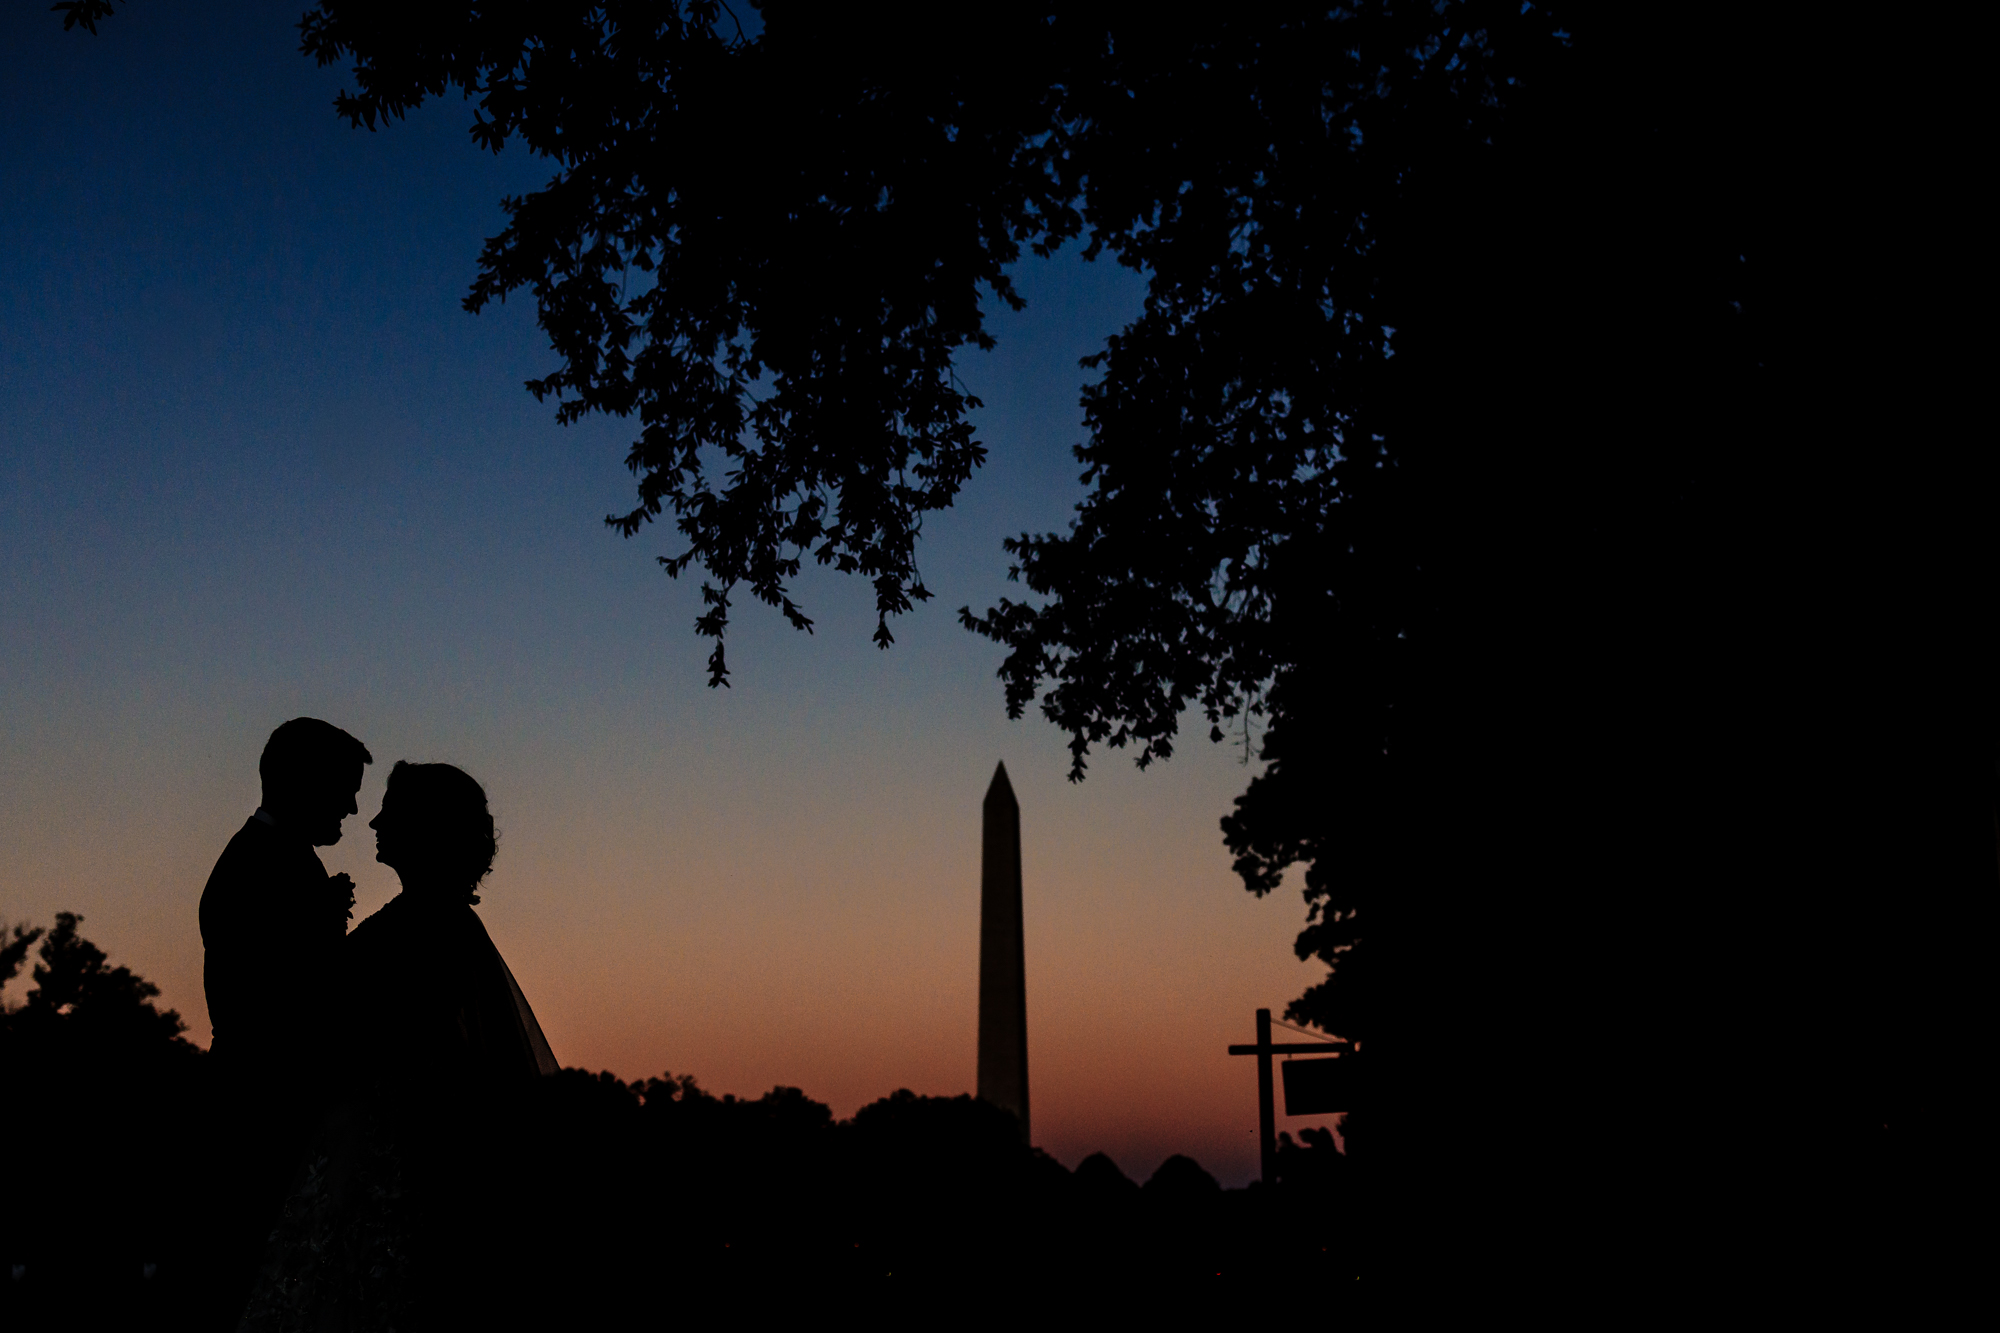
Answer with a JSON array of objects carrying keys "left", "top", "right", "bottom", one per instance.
[{"left": 384, "top": 760, "right": 499, "bottom": 904}]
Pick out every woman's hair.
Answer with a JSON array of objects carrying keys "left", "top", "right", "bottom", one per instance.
[{"left": 384, "top": 760, "right": 498, "bottom": 904}]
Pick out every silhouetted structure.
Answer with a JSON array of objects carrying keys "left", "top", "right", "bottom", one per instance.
[
  {"left": 976, "top": 762, "right": 1029, "bottom": 1143},
  {"left": 1230, "top": 1008, "right": 1351, "bottom": 1185}
]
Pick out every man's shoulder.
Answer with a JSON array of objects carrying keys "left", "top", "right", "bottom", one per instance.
[
  {"left": 199, "top": 818, "right": 322, "bottom": 938},
  {"left": 205, "top": 815, "right": 281, "bottom": 878},
  {"left": 200, "top": 820, "right": 260, "bottom": 937}
]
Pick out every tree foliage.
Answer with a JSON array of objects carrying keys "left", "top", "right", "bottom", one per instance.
[
  {"left": 298, "top": 2, "right": 1088, "bottom": 685},
  {"left": 0, "top": 919, "right": 43, "bottom": 998},
  {"left": 1, "top": 911, "right": 191, "bottom": 1050},
  {"left": 276, "top": 1, "right": 1570, "bottom": 1042},
  {"left": 955, "top": 9, "right": 1563, "bottom": 1038},
  {"left": 48, "top": 0, "right": 121, "bottom": 36},
  {"left": 0, "top": 912, "right": 206, "bottom": 1325}
]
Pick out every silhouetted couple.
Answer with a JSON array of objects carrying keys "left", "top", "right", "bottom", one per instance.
[{"left": 199, "top": 718, "right": 557, "bottom": 1331}]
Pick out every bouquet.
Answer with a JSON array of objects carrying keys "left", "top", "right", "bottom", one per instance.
[{"left": 323, "top": 871, "right": 357, "bottom": 934}]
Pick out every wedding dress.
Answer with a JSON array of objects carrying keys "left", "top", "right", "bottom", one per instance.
[{"left": 237, "top": 894, "right": 557, "bottom": 1332}]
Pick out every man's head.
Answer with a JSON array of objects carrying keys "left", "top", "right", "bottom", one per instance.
[{"left": 259, "top": 718, "right": 373, "bottom": 846}]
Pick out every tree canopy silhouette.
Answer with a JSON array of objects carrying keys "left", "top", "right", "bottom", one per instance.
[
  {"left": 1, "top": 912, "right": 192, "bottom": 1053},
  {"left": 265, "top": 0, "right": 1574, "bottom": 1048},
  {"left": 1, "top": 913, "right": 207, "bottom": 1329}
]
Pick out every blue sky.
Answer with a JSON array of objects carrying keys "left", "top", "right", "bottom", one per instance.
[{"left": 0, "top": 2, "right": 1336, "bottom": 1183}]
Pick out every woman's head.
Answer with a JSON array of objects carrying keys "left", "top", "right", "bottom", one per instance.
[{"left": 368, "top": 761, "right": 498, "bottom": 903}]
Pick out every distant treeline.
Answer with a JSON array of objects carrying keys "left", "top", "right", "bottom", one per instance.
[{"left": 2, "top": 916, "right": 1359, "bottom": 1326}]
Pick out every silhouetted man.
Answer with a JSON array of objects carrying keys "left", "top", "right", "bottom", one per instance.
[{"left": 198, "top": 717, "right": 371, "bottom": 1324}]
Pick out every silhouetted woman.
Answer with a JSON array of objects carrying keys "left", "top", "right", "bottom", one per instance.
[{"left": 239, "top": 761, "right": 557, "bottom": 1332}]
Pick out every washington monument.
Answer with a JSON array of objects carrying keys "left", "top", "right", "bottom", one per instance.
[{"left": 977, "top": 762, "right": 1029, "bottom": 1142}]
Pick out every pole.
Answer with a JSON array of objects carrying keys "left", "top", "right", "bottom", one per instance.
[
  {"left": 1229, "top": 1015, "right": 1346, "bottom": 1184},
  {"left": 1256, "top": 1007, "right": 1276, "bottom": 1186}
]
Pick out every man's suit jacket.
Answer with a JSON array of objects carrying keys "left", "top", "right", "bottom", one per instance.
[{"left": 199, "top": 816, "right": 343, "bottom": 1092}]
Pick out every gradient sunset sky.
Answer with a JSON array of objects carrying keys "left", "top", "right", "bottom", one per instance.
[{"left": 0, "top": 3, "right": 1341, "bottom": 1185}]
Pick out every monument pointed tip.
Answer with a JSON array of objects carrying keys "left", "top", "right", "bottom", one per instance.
[{"left": 985, "top": 761, "right": 1016, "bottom": 803}]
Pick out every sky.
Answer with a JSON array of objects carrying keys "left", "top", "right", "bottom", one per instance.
[{"left": 0, "top": 2, "right": 1338, "bottom": 1185}]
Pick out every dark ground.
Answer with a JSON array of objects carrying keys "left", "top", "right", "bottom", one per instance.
[{"left": 0, "top": 1059, "right": 1362, "bottom": 1330}]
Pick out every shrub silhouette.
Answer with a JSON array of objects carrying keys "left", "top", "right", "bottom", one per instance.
[
  {"left": 0, "top": 915, "right": 206, "bottom": 1332},
  {"left": 1, "top": 917, "right": 1359, "bottom": 1327}
]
